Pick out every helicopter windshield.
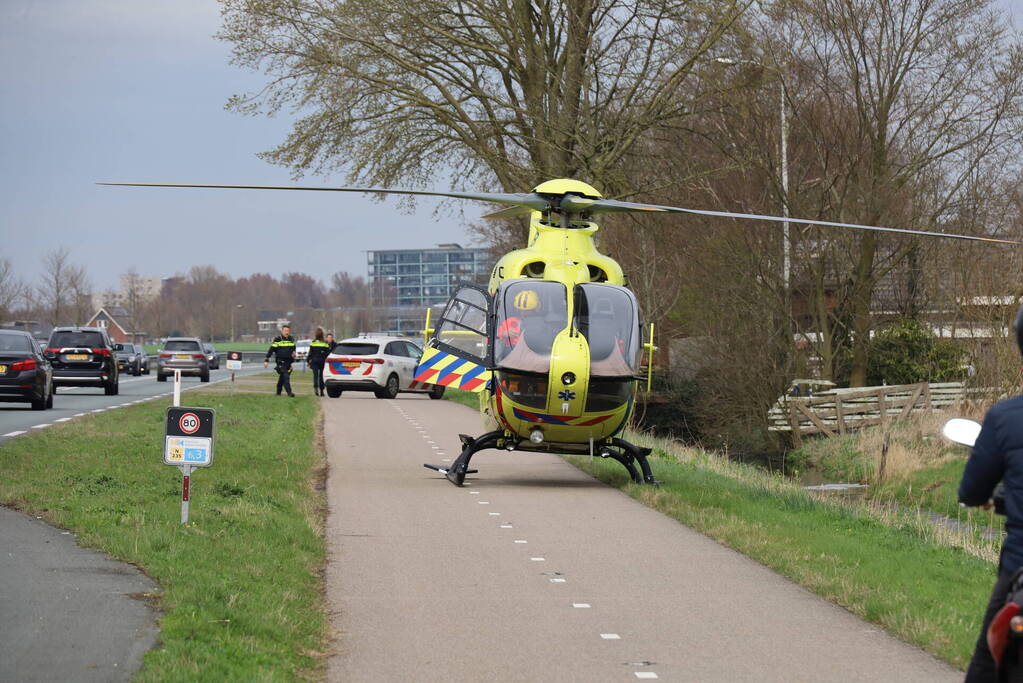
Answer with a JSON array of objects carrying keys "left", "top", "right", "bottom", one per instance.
[
  {"left": 494, "top": 280, "right": 568, "bottom": 373},
  {"left": 574, "top": 283, "right": 641, "bottom": 378},
  {"left": 434, "top": 287, "right": 489, "bottom": 361}
]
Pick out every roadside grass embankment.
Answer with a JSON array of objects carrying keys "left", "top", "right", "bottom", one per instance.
[
  {"left": 568, "top": 434, "right": 998, "bottom": 669},
  {"left": 0, "top": 391, "right": 327, "bottom": 681},
  {"left": 787, "top": 408, "right": 1001, "bottom": 530}
]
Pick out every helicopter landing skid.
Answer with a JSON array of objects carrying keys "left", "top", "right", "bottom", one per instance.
[
  {"left": 424, "top": 431, "right": 504, "bottom": 486},
  {"left": 605, "top": 438, "right": 659, "bottom": 485}
]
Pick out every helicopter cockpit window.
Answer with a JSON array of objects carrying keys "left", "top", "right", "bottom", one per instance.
[
  {"left": 573, "top": 283, "right": 641, "bottom": 378},
  {"left": 434, "top": 287, "right": 490, "bottom": 362},
  {"left": 494, "top": 280, "right": 568, "bottom": 373}
]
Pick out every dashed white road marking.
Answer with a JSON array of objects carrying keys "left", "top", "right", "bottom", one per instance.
[
  {"left": 478, "top": 501, "right": 490, "bottom": 505},
  {"left": 572, "top": 603, "right": 591, "bottom": 609},
  {"left": 500, "top": 524, "right": 513, "bottom": 529},
  {"left": 530, "top": 557, "right": 545, "bottom": 561},
  {"left": 635, "top": 673, "right": 659, "bottom": 679},
  {"left": 514, "top": 539, "right": 527, "bottom": 543},
  {"left": 550, "top": 578, "right": 567, "bottom": 583},
  {"left": 600, "top": 633, "right": 621, "bottom": 640},
  {"left": 488, "top": 512, "right": 500, "bottom": 516}
]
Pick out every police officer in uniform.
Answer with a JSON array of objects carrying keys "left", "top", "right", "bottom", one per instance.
[
  {"left": 961, "top": 304, "right": 1023, "bottom": 681},
  {"left": 264, "top": 324, "right": 297, "bottom": 397},
  {"left": 307, "top": 327, "right": 332, "bottom": 396}
]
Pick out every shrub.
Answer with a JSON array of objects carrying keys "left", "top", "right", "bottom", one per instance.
[{"left": 866, "top": 319, "right": 967, "bottom": 386}]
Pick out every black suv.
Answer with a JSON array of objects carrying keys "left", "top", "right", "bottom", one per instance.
[{"left": 45, "top": 326, "right": 119, "bottom": 395}]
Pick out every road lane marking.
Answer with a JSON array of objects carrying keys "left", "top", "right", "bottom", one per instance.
[
  {"left": 500, "top": 524, "right": 513, "bottom": 528},
  {"left": 549, "top": 578, "right": 566, "bottom": 583},
  {"left": 600, "top": 633, "right": 621, "bottom": 640},
  {"left": 478, "top": 501, "right": 490, "bottom": 505},
  {"left": 488, "top": 512, "right": 500, "bottom": 516},
  {"left": 530, "top": 557, "right": 545, "bottom": 561},
  {"left": 573, "top": 603, "right": 591, "bottom": 608},
  {"left": 3, "top": 431, "right": 26, "bottom": 437},
  {"left": 635, "top": 674, "right": 658, "bottom": 679},
  {"left": 514, "top": 539, "right": 527, "bottom": 543}
]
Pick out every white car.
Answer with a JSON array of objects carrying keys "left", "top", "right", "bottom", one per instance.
[
  {"left": 323, "top": 334, "right": 445, "bottom": 399},
  {"left": 295, "top": 339, "right": 312, "bottom": 362}
]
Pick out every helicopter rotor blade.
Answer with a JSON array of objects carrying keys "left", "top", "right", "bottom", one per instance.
[
  {"left": 580, "top": 198, "right": 1020, "bottom": 245},
  {"left": 482, "top": 204, "right": 538, "bottom": 220},
  {"left": 97, "top": 182, "right": 552, "bottom": 212}
]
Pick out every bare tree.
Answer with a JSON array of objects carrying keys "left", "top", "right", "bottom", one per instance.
[
  {"left": 220, "top": 0, "right": 748, "bottom": 200},
  {"left": 66, "top": 266, "right": 92, "bottom": 326},
  {"left": 38, "top": 248, "right": 72, "bottom": 326},
  {"left": 0, "top": 258, "right": 27, "bottom": 321}
]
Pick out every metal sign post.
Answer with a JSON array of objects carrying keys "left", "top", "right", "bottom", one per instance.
[
  {"left": 164, "top": 406, "right": 215, "bottom": 524},
  {"left": 226, "top": 351, "right": 243, "bottom": 383}
]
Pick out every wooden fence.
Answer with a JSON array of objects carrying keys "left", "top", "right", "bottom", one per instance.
[{"left": 768, "top": 382, "right": 967, "bottom": 447}]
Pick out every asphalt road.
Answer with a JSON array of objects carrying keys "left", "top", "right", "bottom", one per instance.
[
  {"left": 0, "top": 365, "right": 265, "bottom": 446},
  {"left": 325, "top": 393, "right": 960, "bottom": 682}
]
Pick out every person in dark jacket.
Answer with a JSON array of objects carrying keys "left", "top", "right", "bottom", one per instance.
[
  {"left": 326, "top": 332, "right": 336, "bottom": 352},
  {"left": 961, "top": 304, "right": 1023, "bottom": 682},
  {"left": 264, "top": 324, "right": 297, "bottom": 397},
  {"left": 307, "top": 327, "right": 331, "bottom": 396}
]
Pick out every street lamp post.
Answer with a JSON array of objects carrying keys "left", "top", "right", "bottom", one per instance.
[{"left": 231, "top": 304, "right": 244, "bottom": 343}]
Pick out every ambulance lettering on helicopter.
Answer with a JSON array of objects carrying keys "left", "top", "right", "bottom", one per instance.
[{"left": 99, "top": 178, "right": 1019, "bottom": 486}]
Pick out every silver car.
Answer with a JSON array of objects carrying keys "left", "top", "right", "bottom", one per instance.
[{"left": 157, "top": 337, "right": 209, "bottom": 382}]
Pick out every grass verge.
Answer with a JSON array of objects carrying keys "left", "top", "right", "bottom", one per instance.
[
  {"left": 0, "top": 392, "right": 327, "bottom": 681},
  {"left": 442, "top": 388, "right": 482, "bottom": 411},
  {"left": 568, "top": 434, "right": 998, "bottom": 670}
]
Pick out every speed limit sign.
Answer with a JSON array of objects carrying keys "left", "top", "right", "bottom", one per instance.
[
  {"left": 164, "top": 406, "right": 215, "bottom": 467},
  {"left": 178, "top": 412, "right": 201, "bottom": 434}
]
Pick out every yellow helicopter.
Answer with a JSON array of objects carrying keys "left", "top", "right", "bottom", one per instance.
[{"left": 100, "top": 178, "right": 1017, "bottom": 486}]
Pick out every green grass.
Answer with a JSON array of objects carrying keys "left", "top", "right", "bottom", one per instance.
[
  {"left": 143, "top": 342, "right": 271, "bottom": 354},
  {"left": 568, "top": 439, "right": 998, "bottom": 670},
  {"left": 0, "top": 393, "right": 327, "bottom": 681},
  {"left": 442, "top": 388, "right": 482, "bottom": 411}
]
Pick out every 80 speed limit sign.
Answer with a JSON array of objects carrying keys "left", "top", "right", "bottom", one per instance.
[{"left": 164, "top": 407, "right": 215, "bottom": 467}]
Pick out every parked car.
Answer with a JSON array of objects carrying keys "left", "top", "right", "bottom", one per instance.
[
  {"left": 0, "top": 329, "right": 53, "bottom": 410},
  {"left": 295, "top": 339, "right": 311, "bottom": 363},
  {"left": 157, "top": 337, "right": 209, "bottom": 382},
  {"left": 203, "top": 343, "right": 220, "bottom": 369},
  {"left": 44, "top": 326, "right": 119, "bottom": 395},
  {"left": 114, "top": 342, "right": 145, "bottom": 376},
  {"left": 323, "top": 335, "right": 444, "bottom": 399}
]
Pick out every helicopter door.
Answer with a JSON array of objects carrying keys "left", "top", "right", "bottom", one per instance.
[{"left": 413, "top": 284, "right": 493, "bottom": 392}]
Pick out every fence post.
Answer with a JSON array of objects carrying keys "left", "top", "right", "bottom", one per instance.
[
  {"left": 923, "top": 382, "right": 932, "bottom": 412},
  {"left": 877, "top": 388, "right": 887, "bottom": 428},
  {"left": 836, "top": 394, "right": 846, "bottom": 435},
  {"left": 788, "top": 400, "right": 802, "bottom": 449}
]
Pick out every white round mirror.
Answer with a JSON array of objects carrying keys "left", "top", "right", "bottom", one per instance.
[{"left": 943, "top": 418, "right": 982, "bottom": 447}]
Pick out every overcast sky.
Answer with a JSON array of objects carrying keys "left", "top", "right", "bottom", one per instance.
[
  {"left": 0, "top": 0, "right": 466, "bottom": 294},
  {"left": 1, "top": 1, "right": 1020, "bottom": 295}
]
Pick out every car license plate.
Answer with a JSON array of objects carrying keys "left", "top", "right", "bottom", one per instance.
[
  {"left": 66, "top": 354, "right": 89, "bottom": 361},
  {"left": 175, "top": 354, "right": 190, "bottom": 359},
  {"left": 0, "top": 365, "right": 6, "bottom": 373},
  {"left": 343, "top": 361, "right": 360, "bottom": 369}
]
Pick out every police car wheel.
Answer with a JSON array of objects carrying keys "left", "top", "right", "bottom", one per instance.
[
  {"left": 326, "top": 386, "right": 342, "bottom": 398},
  {"left": 375, "top": 374, "right": 399, "bottom": 399},
  {"left": 428, "top": 385, "right": 445, "bottom": 400}
]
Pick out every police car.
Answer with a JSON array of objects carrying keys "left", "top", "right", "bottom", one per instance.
[{"left": 323, "top": 334, "right": 445, "bottom": 399}]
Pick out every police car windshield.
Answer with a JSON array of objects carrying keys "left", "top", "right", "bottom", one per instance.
[
  {"left": 335, "top": 342, "right": 379, "bottom": 356},
  {"left": 164, "top": 340, "right": 201, "bottom": 351}
]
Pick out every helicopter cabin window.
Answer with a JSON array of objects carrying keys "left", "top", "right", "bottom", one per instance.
[
  {"left": 434, "top": 287, "right": 489, "bottom": 361},
  {"left": 573, "top": 284, "right": 641, "bottom": 378},
  {"left": 494, "top": 280, "right": 567, "bottom": 374}
]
